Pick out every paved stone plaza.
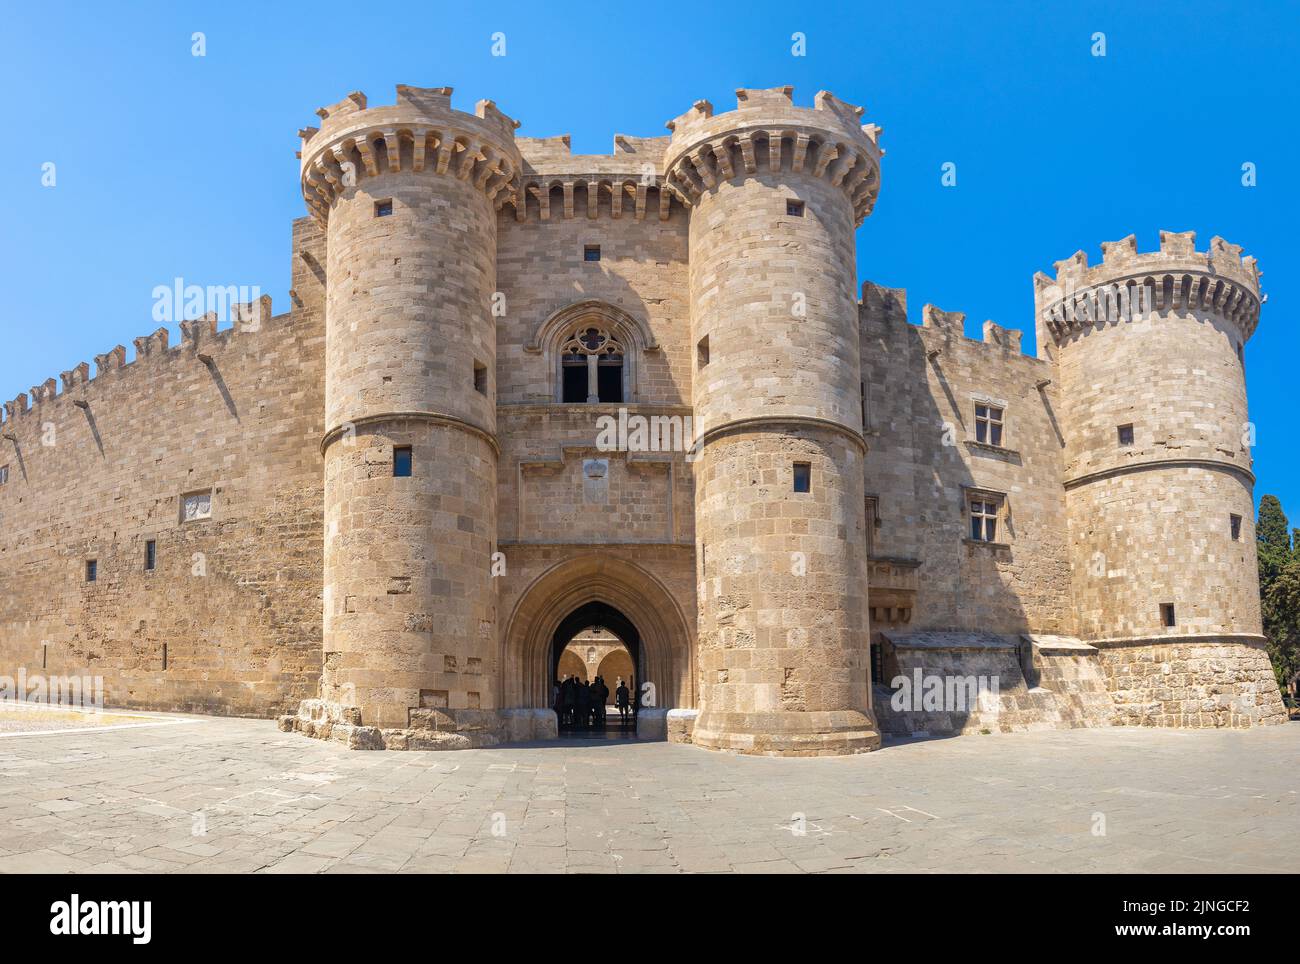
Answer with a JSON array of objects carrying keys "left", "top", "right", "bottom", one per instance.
[{"left": 0, "top": 711, "right": 1296, "bottom": 874}]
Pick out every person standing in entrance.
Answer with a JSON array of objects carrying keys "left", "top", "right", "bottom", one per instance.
[
  {"left": 615, "top": 678, "right": 630, "bottom": 726},
  {"left": 576, "top": 679, "right": 591, "bottom": 730},
  {"left": 561, "top": 675, "right": 577, "bottom": 728}
]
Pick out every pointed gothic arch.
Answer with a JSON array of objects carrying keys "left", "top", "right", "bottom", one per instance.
[
  {"left": 499, "top": 554, "right": 694, "bottom": 712},
  {"left": 525, "top": 300, "right": 660, "bottom": 403}
]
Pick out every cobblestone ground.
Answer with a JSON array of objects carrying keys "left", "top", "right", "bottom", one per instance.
[{"left": 0, "top": 711, "right": 1296, "bottom": 873}]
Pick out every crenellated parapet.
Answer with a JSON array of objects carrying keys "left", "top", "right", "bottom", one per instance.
[
  {"left": 299, "top": 85, "right": 523, "bottom": 223},
  {"left": 0, "top": 296, "right": 275, "bottom": 429},
  {"left": 662, "top": 86, "right": 883, "bottom": 225},
  {"left": 1034, "top": 230, "right": 1263, "bottom": 346}
]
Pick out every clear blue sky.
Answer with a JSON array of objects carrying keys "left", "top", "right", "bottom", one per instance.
[{"left": 2, "top": 0, "right": 1297, "bottom": 524}]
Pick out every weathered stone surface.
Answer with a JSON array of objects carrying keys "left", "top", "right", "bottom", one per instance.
[{"left": 0, "top": 86, "right": 1282, "bottom": 757}]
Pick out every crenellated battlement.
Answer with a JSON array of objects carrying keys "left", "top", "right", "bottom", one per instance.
[
  {"left": 0, "top": 297, "right": 275, "bottom": 429},
  {"left": 858, "top": 282, "right": 1030, "bottom": 357},
  {"left": 299, "top": 85, "right": 523, "bottom": 223},
  {"left": 662, "top": 86, "right": 883, "bottom": 225},
  {"left": 1034, "top": 230, "right": 1263, "bottom": 345}
]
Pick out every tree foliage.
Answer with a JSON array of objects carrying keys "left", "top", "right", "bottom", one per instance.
[{"left": 1257, "top": 495, "right": 1300, "bottom": 693}]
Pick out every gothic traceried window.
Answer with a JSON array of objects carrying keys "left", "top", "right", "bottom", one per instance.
[{"left": 560, "top": 326, "right": 624, "bottom": 403}]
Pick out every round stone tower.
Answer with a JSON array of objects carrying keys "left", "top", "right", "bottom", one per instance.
[
  {"left": 1036, "top": 231, "right": 1284, "bottom": 727},
  {"left": 298, "top": 86, "right": 521, "bottom": 747},
  {"left": 664, "top": 87, "right": 884, "bottom": 755}
]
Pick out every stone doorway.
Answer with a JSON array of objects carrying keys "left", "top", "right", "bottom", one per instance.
[
  {"left": 499, "top": 553, "right": 696, "bottom": 741},
  {"left": 551, "top": 601, "right": 640, "bottom": 738}
]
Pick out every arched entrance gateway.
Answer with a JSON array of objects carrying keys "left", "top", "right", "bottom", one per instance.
[{"left": 501, "top": 555, "right": 695, "bottom": 739}]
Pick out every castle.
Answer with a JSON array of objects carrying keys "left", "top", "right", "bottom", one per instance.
[{"left": 0, "top": 85, "right": 1285, "bottom": 755}]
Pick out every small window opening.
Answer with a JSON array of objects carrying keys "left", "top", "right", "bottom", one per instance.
[
  {"left": 474, "top": 361, "right": 487, "bottom": 395},
  {"left": 1118, "top": 423, "right": 1134, "bottom": 446},
  {"left": 1161, "top": 603, "right": 1176, "bottom": 627},
  {"left": 393, "top": 446, "right": 413, "bottom": 477},
  {"left": 86, "top": 560, "right": 97, "bottom": 582},
  {"left": 584, "top": 244, "right": 601, "bottom": 262},
  {"left": 697, "top": 335, "right": 710, "bottom": 368},
  {"left": 786, "top": 199, "right": 805, "bottom": 217},
  {"left": 596, "top": 361, "right": 623, "bottom": 403},
  {"left": 974, "top": 404, "right": 1004, "bottom": 446},
  {"left": 0, "top": 464, "right": 8, "bottom": 486},
  {"left": 793, "top": 462, "right": 811, "bottom": 493},
  {"left": 145, "top": 540, "right": 156, "bottom": 572},
  {"left": 969, "top": 498, "right": 1000, "bottom": 542},
  {"left": 1230, "top": 514, "right": 1242, "bottom": 540},
  {"left": 562, "top": 362, "right": 588, "bottom": 403},
  {"left": 375, "top": 199, "right": 393, "bottom": 217}
]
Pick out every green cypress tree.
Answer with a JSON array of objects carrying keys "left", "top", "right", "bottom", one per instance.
[{"left": 1258, "top": 496, "right": 1298, "bottom": 698}]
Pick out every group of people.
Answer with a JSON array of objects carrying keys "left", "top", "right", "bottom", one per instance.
[{"left": 554, "top": 674, "right": 633, "bottom": 730}]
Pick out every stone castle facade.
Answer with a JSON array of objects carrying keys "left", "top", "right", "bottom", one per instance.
[{"left": 0, "top": 85, "right": 1285, "bottom": 755}]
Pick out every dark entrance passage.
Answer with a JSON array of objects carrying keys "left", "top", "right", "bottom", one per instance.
[{"left": 550, "top": 601, "right": 640, "bottom": 739}]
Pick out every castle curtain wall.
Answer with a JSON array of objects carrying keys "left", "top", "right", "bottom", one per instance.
[{"left": 0, "top": 248, "right": 326, "bottom": 717}]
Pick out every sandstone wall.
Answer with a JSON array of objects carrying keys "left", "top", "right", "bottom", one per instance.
[
  {"left": 858, "top": 286, "right": 1073, "bottom": 637},
  {"left": 0, "top": 291, "right": 325, "bottom": 718},
  {"left": 1097, "top": 638, "right": 1284, "bottom": 728}
]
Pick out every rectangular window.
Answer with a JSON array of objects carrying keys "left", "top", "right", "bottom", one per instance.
[
  {"left": 145, "top": 540, "right": 156, "bottom": 572},
  {"left": 584, "top": 244, "right": 601, "bottom": 262},
  {"left": 974, "top": 404, "right": 1004, "bottom": 446},
  {"left": 793, "top": 462, "right": 811, "bottom": 493},
  {"left": 1161, "top": 603, "right": 1176, "bottom": 627},
  {"left": 1230, "top": 514, "right": 1242, "bottom": 540},
  {"left": 1118, "top": 423, "right": 1134, "bottom": 447},
  {"left": 474, "top": 361, "right": 487, "bottom": 395},
  {"left": 86, "top": 560, "right": 97, "bottom": 582},
  {"left": 596, "top": 361, "right": 623, "bottom": 403},
  {"left": 786, "top": 199, "right": 805, "bottom": 217},
  {"left": 375, "top": 199, "right": 393, "bottom": 217},
  {"left": 697, "top": 335, "right": 710, "bottom": 368},
  {"left": 969, "top": 498, "right": 1000, "bottom": 542},
  {"left": 0, "top": 464, "right": 8, "bottom": 485},
  {"left": 393, "top": 446, "right": 412, "bottom": 477},
  {"left": 562, "top": 360, "right": 587, "bottom": 403}
]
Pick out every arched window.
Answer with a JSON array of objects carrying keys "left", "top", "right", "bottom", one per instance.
[
  {"left": 559, "top": 326, "right": 624, "bottom": 403},
  {"left": 526, "top": 299, "right": 658, "bottom": 403}
]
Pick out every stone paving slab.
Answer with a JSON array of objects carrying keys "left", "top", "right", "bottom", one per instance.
[{"left": 0, "top": 712, "right": 1296, "bottom": 874}]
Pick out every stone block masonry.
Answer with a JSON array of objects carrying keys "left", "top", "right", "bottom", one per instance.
[{"left": 0, "top": 83, "right": 1284, "bottom": 752}]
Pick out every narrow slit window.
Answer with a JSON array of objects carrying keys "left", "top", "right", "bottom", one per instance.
[
  {"left": 145, "top": 540, "right": 156, "bottom": 572},
  {"left": 393, "top": 446, "right": 413, "bottom": 478},
  {"left": 697, "top": 335, "right": 710, "bottom": 369},
  {"left": 793, "top": 462, "right": 811, "bottom": 493},
  {"left": 86, "top": 560, "right": 97, "bottom": 583},
  {"left": 974, "top": 404, "right": 1004, "bottom": 446},
  {"left": 1118, "top": 423, "right": 1135, "bottom": 447},
  {"left": 1230, "top": 514, "right": 1242, "bottom": 540},
  {"left": 584, "top": 244, "right": 601, "bottom": 262},
  {"left": 1161, "top": 603, "right": 1176, "bottom": 627},
  {"left": 0, "top": 464, "right": 8, "bottom": 485},
  {"left": 474, "top": 361, "right": 487, "bottom": 395},
  {"left": 374, "top": 199, "right": 393, "bottom": 217},
  {"left": 786, "top": 199, "right": 805, "bottom": 217}
]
